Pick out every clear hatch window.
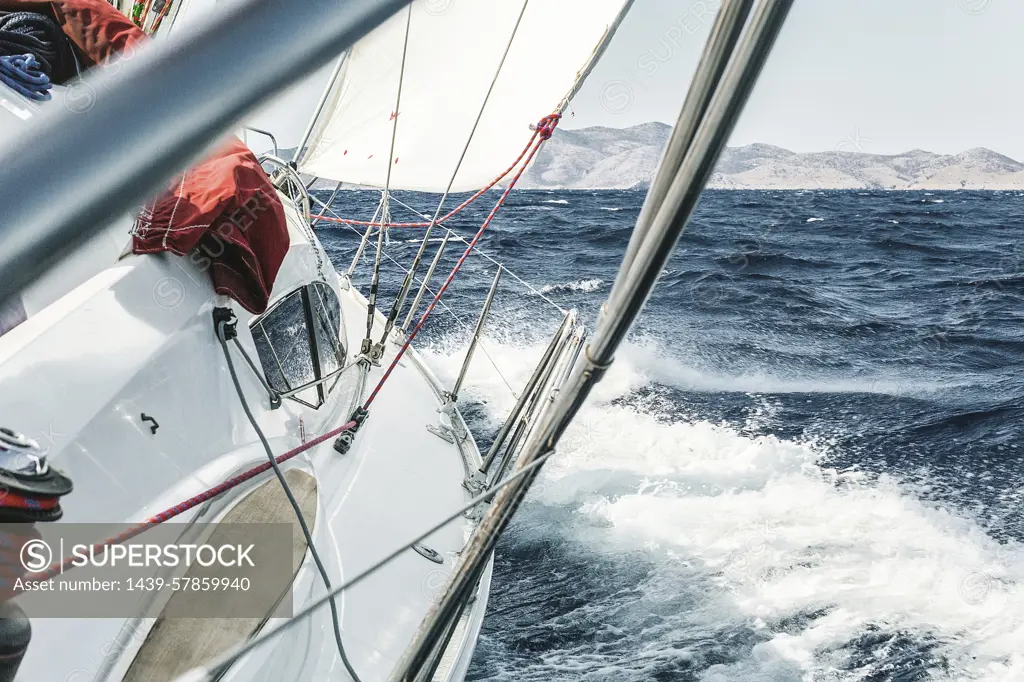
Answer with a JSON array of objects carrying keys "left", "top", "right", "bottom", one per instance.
[{"left": 251, "top": 283, "right": 348, "bottom": 409}]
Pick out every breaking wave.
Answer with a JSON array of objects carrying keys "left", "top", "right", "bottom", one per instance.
[{"left": 420, "top": 335, "right": 1024, "bottom": 682}]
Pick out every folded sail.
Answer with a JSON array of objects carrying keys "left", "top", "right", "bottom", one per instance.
[{"left": 298, "top": 0, "right": 631, "bottom": 193}]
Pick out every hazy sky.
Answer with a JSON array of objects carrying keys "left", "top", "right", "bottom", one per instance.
[{"left": 244, "top": 0, "right": 1024, "bottom": 159}]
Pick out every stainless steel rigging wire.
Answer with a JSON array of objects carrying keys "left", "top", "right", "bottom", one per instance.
[{"left": 375, "top": 0, "right": 533, "bottom": 352}]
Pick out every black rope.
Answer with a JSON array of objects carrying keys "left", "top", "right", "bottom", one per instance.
[
  {"left": 216, "top": 318, "right": 363, "bottom": 682},
  {"left": 0, "top": 11, "right": 74, "bottom": 79}
]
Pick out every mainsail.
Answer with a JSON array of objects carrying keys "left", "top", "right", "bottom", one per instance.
[{"left": 298, "top": 0, "right": 631, "bottom": 193}]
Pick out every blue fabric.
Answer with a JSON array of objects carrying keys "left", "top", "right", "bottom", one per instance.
[{"left": 0, "top": 53, "right": 51, "bottom": 102}]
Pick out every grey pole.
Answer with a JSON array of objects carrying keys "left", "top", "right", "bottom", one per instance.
[
  {"left": 613, "top": 0, "right": 754, "bottom": 290},
  {"left": 478, "top": 309, "right": 574, "bottom": 474},
  {"left": 401, "top": 232, "right": 451, "bottom": 334},
  {"left": 0, "top": 0, "right": 411, "bottom": 309},
  {"left": 450, "top": 266, "right": 503, "bottom": 402}
]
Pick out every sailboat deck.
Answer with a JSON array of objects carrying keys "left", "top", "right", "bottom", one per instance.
[{"left": 212, "top": 279, "right": 490, "bottom": 681}]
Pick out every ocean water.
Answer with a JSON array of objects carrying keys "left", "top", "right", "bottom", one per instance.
[{"left": 316, "top": 188, "right": 1024, "bottom": 681}]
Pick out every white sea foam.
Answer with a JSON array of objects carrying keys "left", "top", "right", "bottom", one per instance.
[
  {"left": 420, "top": 333, "right": 1024, "bottom": 680},
  {"left": 537, "top": 278, "right": 604, "bottom": 294}
]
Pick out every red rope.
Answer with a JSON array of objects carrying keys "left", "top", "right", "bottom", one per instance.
[
  {"left": 29, "top": 420, "right": 357, "bottom": 582},
  {"left": 363, "top": 114, "right": 560, "bottom": 410},
  {"left": 311, "top": 119, "right": 556, "bottom": 229}
]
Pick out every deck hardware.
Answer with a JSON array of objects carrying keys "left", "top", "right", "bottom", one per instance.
[
  {"left": 412, "top": 543, "right": 444, "bottom": 564},
  {"left": 0, "top": 427, "right": 73, "bottom": 520},
  {"left": 425, "top": 423, "right": 455, "bottom": 444},
  {"left": 0, "top": 428, "right": 47, "bottom": 475},
  {"left": 462, "top": 469, "right": 486, "bottom": 495},
  {"left": 437, "top": 399, "right": 468, "bottom": 442},
  {"left": 368, "top": 339, "right": 385, "bottom": 362},
  {"left": 212, "top": 306, "right": 237, "bottom": 340},
  {"left": 140, "top": 413, "right": 160, "bottom": 435},
  {"left": 0, "top": 427, "right": 73, "bottom": 678},
  {"left": 333, "top": 406, "right": 369, "bottom": 455}
]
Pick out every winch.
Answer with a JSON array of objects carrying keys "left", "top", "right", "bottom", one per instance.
[
  {"left": 0, "top": 427, "right": 73, "bottom": 682},
  {"left": 0, "top": 427, "right": 73, "bottom": 522}
]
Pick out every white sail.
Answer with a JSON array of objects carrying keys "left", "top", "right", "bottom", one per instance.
[{"left": 298, "top": 0, "right": 631, "bottom": 193}]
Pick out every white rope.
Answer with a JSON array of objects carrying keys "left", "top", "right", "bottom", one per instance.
[{"left": 389, "top": 195, "right": 431, "bottom": 221}]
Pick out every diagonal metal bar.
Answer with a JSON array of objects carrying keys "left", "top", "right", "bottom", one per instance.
[{"left": 613, "top": 0, "right": 754, "bottom": 294}]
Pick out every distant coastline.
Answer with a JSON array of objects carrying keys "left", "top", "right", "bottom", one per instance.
[
  {"left": 520, "top": 123, "right": 1024, "bottom": 191},
  {"left": 282, "top": 124, "right": 1024, "bottom": 191}
]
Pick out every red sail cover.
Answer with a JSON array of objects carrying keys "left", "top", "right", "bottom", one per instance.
[
  {"left": 0, "top": 0, "right": 290, "bottom": 314},
  {"left": 132, "top": 138, "right": 289, "bottom": 314}
]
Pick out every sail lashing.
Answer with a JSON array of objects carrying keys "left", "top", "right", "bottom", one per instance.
[{"left": 298, "top": 0, "right": 632, "bottom": 193}]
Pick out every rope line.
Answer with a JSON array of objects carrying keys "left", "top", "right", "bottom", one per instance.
[
  {"left": 326, "top": 191, "right": 567, "bottom": 316},
  {"left": 310, "top": 133, "right": 538, "bottom": 230},
  {"left": 30, "top": 419, "right": 357, "bottom": 582},
  {"left": 362, "top": 114, "right": 560, "bottom": 410}
]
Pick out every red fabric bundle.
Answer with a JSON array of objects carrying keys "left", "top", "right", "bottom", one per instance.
[
  {"left": 0, "top": 0, "right": 290, "bottom": 314},
  {"left": 132, "top": 138, "right": 289, "bottom": 314},
  {"left": 0, "top": 0, "right": 146, "bottom": 80}
]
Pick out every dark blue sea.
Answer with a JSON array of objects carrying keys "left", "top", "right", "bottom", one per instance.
[{"left": 316, "top": 188, "right": 1024, "bottom": 682}]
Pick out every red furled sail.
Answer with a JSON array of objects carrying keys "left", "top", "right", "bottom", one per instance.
[{"left": 132, "top": 137, "right": 289, "bottom": 314}]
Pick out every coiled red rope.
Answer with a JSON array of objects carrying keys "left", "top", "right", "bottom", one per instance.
[
  {"left": 29, "top": 420, "right": 357, "bottom": 582},
  {"left": 363, "top": 114, "right": 560, "bottom": 409}
]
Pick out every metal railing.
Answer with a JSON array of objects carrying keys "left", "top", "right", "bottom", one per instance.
[
  {"left": 316, "top": 193, "right": 590, "bottom": 568},
  {"left": 309, "top": 191, "right": 575, "bottom": 410},
  {"left": 259, "top": 153, "right": 312, "bottom": 225}
]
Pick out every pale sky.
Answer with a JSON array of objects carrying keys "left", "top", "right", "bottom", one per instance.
[{"left": 242, "top": 0, "right": 1024, "bottom": 160}]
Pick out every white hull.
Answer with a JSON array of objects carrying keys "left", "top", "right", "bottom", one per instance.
[{"left": 0, "top": 189, "right": 490, "bottom": 680}]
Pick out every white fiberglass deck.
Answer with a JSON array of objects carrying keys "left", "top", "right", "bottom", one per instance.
[{"left": 174, "top": 282, "right": 492, "bottom": 682}]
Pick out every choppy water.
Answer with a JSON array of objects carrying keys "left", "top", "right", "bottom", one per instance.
[{"left": 316, "top": 188, "right": 1024, "bottom": 681}]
